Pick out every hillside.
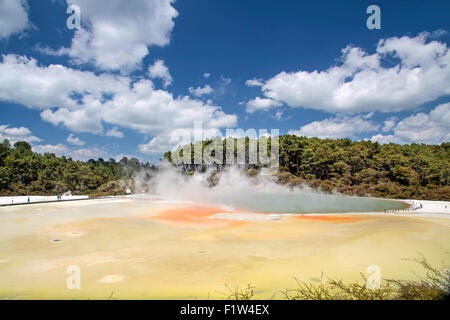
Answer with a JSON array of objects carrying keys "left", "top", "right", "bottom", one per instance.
[
  {"left": 0, "top": 140, "right": 155, "bottom": 197},
  {"left": 1, "top": 136, "right": 449, "bottom": 200},
  {"left": 164, "top": 135, "right": 450, "bottom": 201}
]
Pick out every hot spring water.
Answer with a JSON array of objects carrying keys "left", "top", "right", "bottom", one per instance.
[
  {"left": 148, "top": 165, "right": 405, "bottom": 214},
  {"left": 213, "top": 189, "right": 405, "bottom": 213}
]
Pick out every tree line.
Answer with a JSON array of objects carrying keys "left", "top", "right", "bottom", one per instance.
[
  {"left": 164, "top": 135, "right": 450, "bottom": 201},
  {"left": 0, "top": 140, "right": 155, "bottom": 197},
  {"left": 1, "top": 136, "right": 448, "bottom": 200}
]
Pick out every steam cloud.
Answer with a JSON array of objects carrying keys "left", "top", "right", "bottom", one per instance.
[{"left": 134, "top": 162, "right": 403, "bottom": 214}]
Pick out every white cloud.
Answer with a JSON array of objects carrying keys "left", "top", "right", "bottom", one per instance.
[
  {"left": 214, "top": 76, "right": 232, "bottom": 96},
  {"left": 246, "top": 97, "right": 282, "bottom": 113},
  {"left": 0, "top": 124, "right": 41, "bottom": 144},
  {"left": 0, "top": 54, "right": 238, "bottom": 155},
  {"left": 221, "top": 76, "right": 231, "bottom": 85},
  {"left": 66, "top": 133, "right": 85, "bottom": 146},
  {"left": 113, "top": 154, "right": 141, "bottom": 161},
  {"left": 0, "top": 0, "right": 29, "bottom": 39},
  {"left": 370, "top": 102, "right": 450, "bottom": 145},
  {"left": 274, "top": 110, "right": 284, "bottom": 121},
  {"left": 381, "top": 117, "right": 398, "bottom": 132},
  {"left": 429, "top": 29, "right": 448, "bottom": 39},
  {"left": 32, "top": 143, "right": 69, "bottom": 155},
  {"left": 203, "top": 72, "right": 210, "bottom": 78},
  {"left": 258, "top": 33, "right": 450, "bottom": 113},
  {"left": 106, "top": 127, "right": 124, "bottom": 138},
  {"left": 40, "top": 97, "right": 104, "bottom": 134},
  {"left": 289, "top": 114, "right": 379, "bottom": 139},
  {"left": 138, "top": 125, "right": 229, "bottom": 155},
  {"left": 188, "top": 85, "right": 213, "bottom": 97},
  {"left": 33, "top": 143, "right": 108, "bottom": 161},
  {"left": 138, "top": 129, "right": 189, "bottom": 155},
  {"left": 245, "top": 78, "right": 264, "bottom": 87},
  {"left": 369, "top": 134, "right": 400, "bottom": 144},
  {"left": 0, "top": 54, "right": 129, "bottom": 112},
  {"left": 101, "top": 80, "right": 237, "bottom": 134},
  {"left": 148, "top": 59, "right": 172, "bottom": 88},
  {"left": 271, "top": 110, "right": 291, "bottom": 121},
  {"left": 44, "top": 0, "right": 178, "bottom": 71},
  {"left": 0, "top": 125, "right": 110, "bottom": 162}
]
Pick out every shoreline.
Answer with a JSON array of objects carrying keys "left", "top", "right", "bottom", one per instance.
[
  {"left": 1, "top": 194, "right": 449, "bottom": 219},
  {"left": 0, "top": 196, "right": 90, "bottom": 207},
  {"left": 0, "top": 195, "right": 132, "bottom": 207}
]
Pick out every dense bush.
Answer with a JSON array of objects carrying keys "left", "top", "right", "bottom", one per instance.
[
  {"left": 164, "top": 135, "right": 449, "bottom": 200},
  {"left": 0, "top": 139, "right": 155, "bottom": 196}
]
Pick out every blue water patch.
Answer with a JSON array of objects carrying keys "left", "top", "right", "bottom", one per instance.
[{"left": 215, "top": 191, "right": 405, "bottom": 214}]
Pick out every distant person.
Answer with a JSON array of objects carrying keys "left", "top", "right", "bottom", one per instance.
[{"left": 27, "top": 196, "right": 30, "bottom": 203}]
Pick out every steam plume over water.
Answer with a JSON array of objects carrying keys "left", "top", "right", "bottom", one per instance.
[{"left": 141, "top": 162, "right": 404, "bottom": 214}]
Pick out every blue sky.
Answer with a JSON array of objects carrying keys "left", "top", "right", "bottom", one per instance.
[{"left": 0, "top": 0, "right": 449, "bottom": 162}]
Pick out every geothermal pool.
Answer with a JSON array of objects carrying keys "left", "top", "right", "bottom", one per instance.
[
  {"left": 149, "top": 168, "right": 406, "bottom": 214},
  {"left": 0, "top": 196, "right": 449, "bottom": 299},
  {"left": 213, "top": 191, "right": 405, "bottom": 213}
]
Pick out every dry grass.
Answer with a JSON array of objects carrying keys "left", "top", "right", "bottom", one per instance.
[
  {"left": 222, "top": 255, "right": 449, "bottom": 300},
  {"left": 280, "top": 255, "right": 449, "bottom": 300},
  {"left": 386, "top": 254, "right": 450, "bottom": 300},
  {"left": 217, "top": 284, "right": 257, "bottom": 300},
  {"left": 281, "top": 272, "right": 394, "bottom": 300}
]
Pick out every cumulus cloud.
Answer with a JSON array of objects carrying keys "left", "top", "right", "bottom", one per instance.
[
  {"left": 33, "top": 143, "right": 108, "bottom": 161},
  {"left": 138, "top": 125, "right": 231, "bottom": 155},
  {"left": 0, "top": 55, "right": 129, "bottom": 113},
  {"left": 0, "top": 54, "right": 237, "bottom": 155},
  {"left": 289, "top": 114, "right": 379, "bottom": 139},
  {"left": 381, "top": 117, "right": 398, "bottom": 132},
  {"left": 246, "top": 97, "right": 282, "bottom": 113},
  {"left": 245, "top": 78, "right": 264, "bottom": 87},
  {"left": 106, "top": 127, "right": 124, "bottom": 138},
  {"left": 101, "top": 80, "right": 236, "bottom": 133},
  {"left": 188, "top": 85, "right": 214, "bottom": 97},
  {"left": 148, "top": 59, "right": 172, "bottom": 88},
  {"left": 429, "top": 29, "right": 448, "bottom": 39},
  {"left": 258, "top": 32, "right": 450, "bottom": 113},
  {"left": 0, "top": 124, "right": 110, "bottom": 162},
  {"left": 66, "top": 133, "right": 85, "bottom": 146},
  {"left": 0, "top": 0, "right": 29, "bottom": 39},
  {"left": 0, "top": 124, "right": 41, "bottom": 144},
  {"left": 214, "top": 76, "right": 232, "bottom": 96},
  {"left": 138, "top": 129, "right": 191, "bottom": 155},
  {"left": 203, "top": 72, "right": 210, "bottom": 78},
  {"left": 41, "top": 99, "right": 104, "bottom": 134},
  {"left": 103, "top": 80, "right": 237, "bottom": 154},
  {"left": 271, "top": 110, "right": 291, "bottom": 121},
  {"left": 370, "top": 102, "right": 450, "bottom": 145},
  {"left": 44, "top": 0, "right": 178, "bottom": 71}
]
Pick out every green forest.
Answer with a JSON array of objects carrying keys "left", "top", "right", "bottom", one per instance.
[
  {"left": 164, "top": 135, "right": 450, "bottom": 201},
  {"left": 0, "top": 140, "right": 155, "bottom": 197},
  {"left": 1, "top": 135, "right": 449, "bottom": 200}
]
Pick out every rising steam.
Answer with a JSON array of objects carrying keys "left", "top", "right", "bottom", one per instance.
[{"left": 134, "top": 161, "right": 404, "bottom": 214}]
